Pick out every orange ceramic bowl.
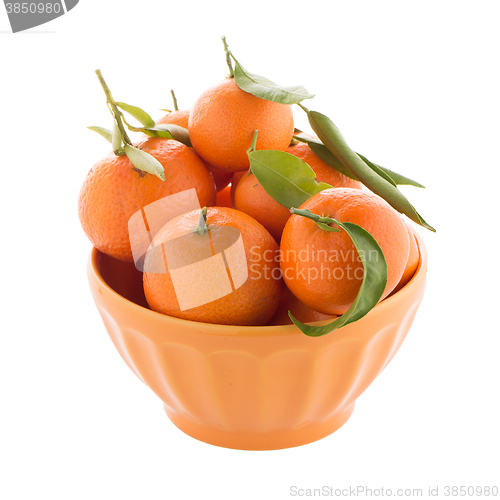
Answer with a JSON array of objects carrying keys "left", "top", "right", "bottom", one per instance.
[{"left": 87, "top": 232, "right": 427, "bottom": 450}]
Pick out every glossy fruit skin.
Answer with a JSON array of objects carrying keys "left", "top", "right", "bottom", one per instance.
[
  {"left": 230, "top": 170, "right": 248, "bottom": 207},
  {"left": 280, "top": 188, "right": 410, "bottom": 316},
  {"left": 286, "top": 139, "right": 363, "bottom": 190},
  {"left": 215, "top": 184, "right": 233, "bottom": 208},
  {"left": 234, "top": 171, "right": 291, "bottom": 243},
  {"left": 207, "top": 166, "right": 233, "bottom": 193},
  {"left": 159, "top": 108, "right": 232, "bottom": 192},
  {"left": 143, "top": 207, "right": 284, "bottom": 326},
  {"left": 157, "top": 109, "right": 191, "bottom": 127},
  {"left": 78, "top": 137, "right": 217, "bottom": 262},
  {"left": 392, "top": 222, "right": 420, "bottom": 294},
  {"left": 189, "top": 78, "right": 294, "bottom": 172},
  {"left": 234, "top": 141, "right": 363, "bottom": 243}
]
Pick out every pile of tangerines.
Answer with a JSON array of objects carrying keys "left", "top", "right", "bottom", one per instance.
[{"left": 78, "top": 39, "right": 431, "bottom": 337}]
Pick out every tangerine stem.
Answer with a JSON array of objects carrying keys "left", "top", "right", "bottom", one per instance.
[
  {"left": 95, "top": 69, "right": 132, "bottom": 147},
  {"left": 193, "top": 207, "right": 208, "bottom": 235},
  {"left": 297, "top": 103, "right": 309, "bottom": 113},
  {"left": 170, "top": 89, "right": 178, "bottom": 111},
  {"left": 289, "top": 207, "right": 341, "bottom": 232},
  {"left": 247, "top": 130, "right": 258, "bottom": 154},
  {"left": 221, "top": 36, "right": 234, "bottom": 78}
]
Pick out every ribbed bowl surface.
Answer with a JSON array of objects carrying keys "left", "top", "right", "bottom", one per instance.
[{"left": 87, "top": 232, "right": 427, "bottom": 450}]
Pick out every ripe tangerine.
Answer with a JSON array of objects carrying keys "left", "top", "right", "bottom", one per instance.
[
  {"left": 78, "top": 137, "right": 217, "bottom": 262},
  {"left": 159, "top": 108, "right": 232, "bottom": 192},
  {"left": 280, "top": 188, "right": 410, "bottom": 316},
  {"left": 189, "top": 78, "right": 294, "bottom": 172},
  {"left": 143, "top": 207, "right": 284, "bottom": 325}
]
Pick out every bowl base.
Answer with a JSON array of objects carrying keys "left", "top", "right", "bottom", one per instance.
[{"left": 163, "top": 403, "right": 355, "bottom": 451}]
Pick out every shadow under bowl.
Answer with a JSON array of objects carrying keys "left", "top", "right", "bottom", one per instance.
[{"left": 87, "top": 232, "right": 427, "bottom": 450}]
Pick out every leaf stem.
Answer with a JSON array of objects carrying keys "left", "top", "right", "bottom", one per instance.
[
  {"left": 95, "top": 69, "right": 132, "bottom": 147},
  {"left": 293, "top": 134, "right": 309, "bottom": 144},
  {"left": 297, "top": 103, "right": 309, "bottom": 113},
  {"left": 119, "top": 113, "right": 149, "bottom": 134},
  {"left": 170, "top": 89, "right": 178, "bottom": 111},
  {"left": 193, "top": 207, "right": 208, "bottom": 235},
  {"left": 247, "top": 130, "right": 259, "bottom": 154},
  {"left": 221, "top": 36, "right": 234, "bottom": 78},
  {"left": 290, "top": 207, "right": 339, "bottom": 229}
]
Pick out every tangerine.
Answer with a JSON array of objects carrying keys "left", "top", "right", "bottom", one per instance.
[
  {"left": 286, "top": 139, "right": 362, "bottom": 190},
  {"left": 78, "top": 137, "right": 217, "bottom": 262},
  {"left": 215, "top": 184, "right": 233, "bottom": 208},
  {"left": 230, "top": 170, "right": 248, "bottom": 207},
  {"left": 280, "top": 188, "right": 410, "bottom": 316},
  {"left": 234, "top": 171, "right": 291, "bottom": 243},
  {"left": 392, "top": 223, "right": 420, "bottom": 293},
  {"left": 157, "top": 108, "right": 233, "bottom": 192},
  {"left": 157, "top": 108, "right": 191, "bottom": 127},
  {"left": 143, "top": 207, "right": 284, "bottom": 325},
  {"left": 234, "top": 141, "right": 363, "bottom": 243},
  {"left": 188, "top": 78, "right": 294, "bottom": 172},
  {"left": 208, "top": 166, "right": 233, "bottom": 193}
]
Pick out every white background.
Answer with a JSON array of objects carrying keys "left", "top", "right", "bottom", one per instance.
[{"left": 1, "top": 1, "right": 499, "bottom": 499}]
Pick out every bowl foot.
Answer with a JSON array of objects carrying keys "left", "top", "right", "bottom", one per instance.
[{"left": 163, "top": 403, "right": 355, "bottom": 451}]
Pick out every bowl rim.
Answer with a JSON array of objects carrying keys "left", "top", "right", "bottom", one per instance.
[{"left": 88, "top": 228, "right": 427, "bottom": 337}]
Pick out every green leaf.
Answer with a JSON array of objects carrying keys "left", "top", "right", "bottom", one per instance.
[
  {"left": 294, "top": 134, "right": 424, "bottom": 187},
  {"left": 315, "top": 221, "right": 340, "bottom": 232},
  {"left": 356, "top": 153, "right": 398, "bottom": 186},
  {"left": 297, "top": 135, "right": 359, "bottom": 180},
  {"left": 144, "top": 124, "right": 192, "bottom": 147},
  {"left": 116, "top": 102, "right": 155, "bottom": 128},
  {"left": 88, "top": 126, "right": 112, "bottom": 143},
  {"left": 232, "top": 57, "right": 314, "bottom": 105},
  {"left": 248, "top": 150, "right": 332, "bottom": 209},
  {"left": 356, "top": 153, "right": 425, "bottom": 188},
  {"left": 123, "top": 144, "right": 165, "bottom": 181},
  {"left": 306, "top": 110, "right": 435, "bottom": 232},
  {"left": 289, "top": 219, "right": 388, "bottom": 337},
  {"left": 111, "top": 122, "right": 122, "bottom": 154}
]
